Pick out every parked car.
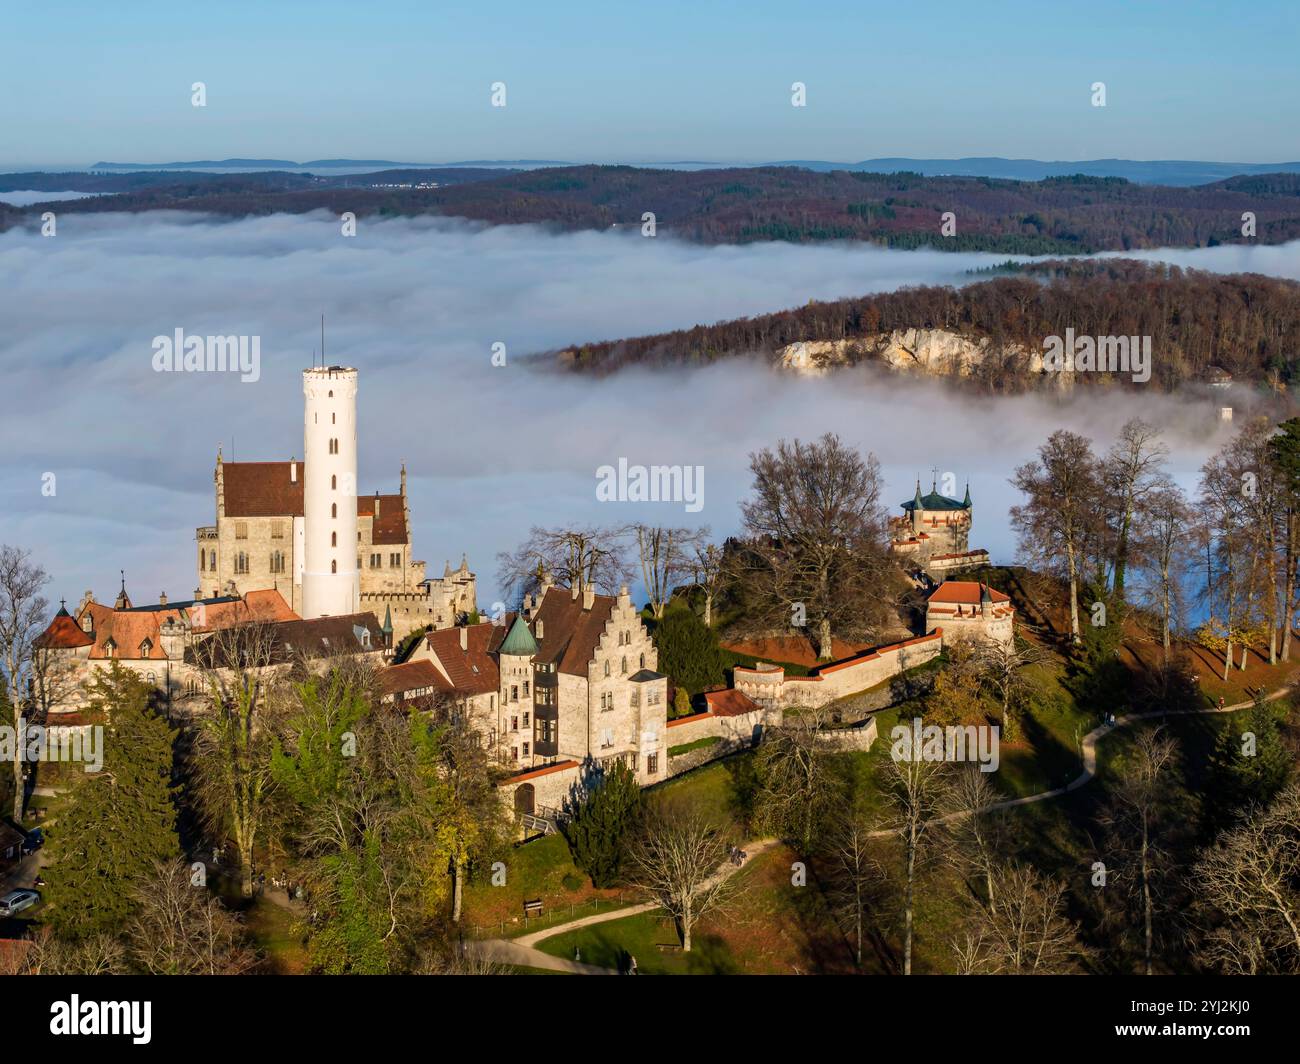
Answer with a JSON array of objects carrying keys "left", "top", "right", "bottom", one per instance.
[
  {"left": 21, "top": 829, "right": 44, "bottom": 856},
  {"left": 0, "top": 889, "right": 40, "bottom": 917}
]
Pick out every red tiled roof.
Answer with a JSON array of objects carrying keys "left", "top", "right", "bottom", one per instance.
[
  {"left": 222, "top": 462, "right": 408, "bottom": 543},
  {"left": 532, "top": 587, "right": 616, "bottom": 676},
  {"left": 926, "top": 580, "right": 1010, "bottom": 605},
  {"left": 377, "top": 659, "right": 453, "bottom": 699},
  {"left": 498, "top": 759, "right": 580, "bottom": 786},
  {"left": 78, "top": 601, "right": 168, "bottom": 660},
  {"left": 191, "top": 588, "right": 298, "bottom": 630},
  {"left": 358, "top": 493, "right": 406, "bottom": 545},
  {"left": 34, "top": 609, "right": 93, "bottom": 650},
  {"left": 703, "top": 689, "right": 762, "bottom": 717},
  {"left": 423, "top": 622, "right": 507, "bottom": 695}
]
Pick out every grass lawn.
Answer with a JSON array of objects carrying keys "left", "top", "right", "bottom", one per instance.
[
  {"left": 460, "top": 832, "right": 631, "bottom": 938},
  {"left": 667, "top": 735, "right": 721, "bottom": 757}
]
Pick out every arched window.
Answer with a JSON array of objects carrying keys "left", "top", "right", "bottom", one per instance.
[
  {"left": 331, "top": 475, "right": 337, "bottom": 489},
  {"left": 331, "top": 532, "right": 337, "bottom": 547},
  {"left": 621, "top": 656, "right": 628, "bottom": 674},
  {"left": 640, "top": 653, "right": 646, "bottom": 669},
  {"left": 208, "top": 550, "right": 216, "bottom": 571},
  {"left": 331, "top": 503, "right": 337, "bottom": 518},
  {"left": 331, "top": 560, "right": 337, "bottom": 573},
  {"left": 328, "top": 390, "right": 333, "bottom": 397},
  {"left": 604, "top": 661, "right": 610, "bottom": 677}
]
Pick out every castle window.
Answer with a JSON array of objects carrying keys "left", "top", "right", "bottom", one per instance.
[
  {"left": 511, "top": 685, "right": 518, "bottom": 702},
  {"left": 390, "top": 552, "right": 401, "bottom": 567},
  {"left": 603, "top": 661, "right": 610, "bottom": 677},
  {"left": 331, "top": 503, "right": 337, "bottom": 518},
  {"left": 235, "top": 552, "right": 249, "bottom": 574},
  {"left": 235, "top": 521, "right": 248, "bottom": 540},
  {"left": 328, "top": 390, "right": 333, "bottom": 397},
  {"left": 331, "top": 532, "right": 337, "bottom": 547},
  {"left": 370, "top": 553, "right": 381, "bottom": 569},
  {"left": 271, "top": 521, "right": 284, "bottom": 539},
  {"left": 331, "top": 475, "right": 336, "bottom": 490},
  {"left": 647, "top": 753, "right": 658, "bottom": 775},
  {"left": 332, "top": 413, "right": 336, "bottom": 424},
  {"left": 209, "top": 550, "right": 216, "bottom": 571},
  {"left": 139, "top": 639, "right": 152, "bottom": 657},
  {"left": 523, "top": 680, "right": 530, "bottom": 696},
  {"left": 522, "top": 742, "right": 530, "bottom": 757},
  {"left": 199, "top": 548, "right": 206, "bottom": 571},
  {"left": 146, "top": 671, "right": 157, "bottom": 686},
  {"left": 270, "top": 550, "right": 285, "bottom": 574},
  {"left": 621, "top": 656, "right": 628, "bottom": 675},
  {"left": 640, "top": 653, "right": 646, "bottom": 669},
  {"left": 331, "top": 560, "right": 337, "bottom": 573}
]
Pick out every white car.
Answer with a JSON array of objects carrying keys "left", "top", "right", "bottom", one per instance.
[{"left": 0, "top": 889, "right": 40, "bottom": 917}]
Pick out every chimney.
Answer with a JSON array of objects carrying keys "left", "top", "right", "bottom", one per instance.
[
  {"left": 159, "top": 591, "right": 167, "bottom": 605},
  {"left": 374, "top": 492, "right": 380, "bottom": 518},
  {"left": 618, "top": 585, "right": 630, "bottom": 608},
  {"left": 571, "top": 583, "right": 580, "bottom": 601},
  {"left": 583, "top": 587, "right": 595, "bottom": 611},
  {"left": 290, "top": 459, "right": 297, "bottom": 483},
  {"left": 459, "top": 625, "right": 468, "bottom": 651}
]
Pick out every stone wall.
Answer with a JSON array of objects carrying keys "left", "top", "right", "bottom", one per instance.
[{"left": 734, "top": 631, "right": 943, "bottom": 710}]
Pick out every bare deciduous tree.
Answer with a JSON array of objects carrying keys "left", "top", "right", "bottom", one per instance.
[
  {"left": 0, "top": 545, "right": 50, "bottom": 820},
  {"left": 1104, "top": 418, "right": 1169, "bottom": 600},
  {"left": 126, "top": 859, "right": 260, "bottom": 974},
  {"left": 1100, "top": 726, "right": 1180, "bottom": 975},
  {"left": 496, "top": 525, "right": 631, "bottom": 602},
  {"left": 824, "top": 796, "right": 882, "bottom": 969},
  {"left": 1192, "top": 782, "right": 1300, "bottom": 974},
  {"left": 737, "top": 433, "right": 897, "bottom": 660},
  {"left": 627, "top": 799, "right": 740, "bottom": 953},
  {"left": 629, "top": 524, "right": 703, "bottom": 619},
  {"left": 1011, "top": 430, "right": 1101, "bottom": 643},
  {"left": 752, "top": 705, "right": 843, "bottom": 853},
  {"left": 943, "top": 766, "right": 1006, "bottom": 916},
  {"left": 190, "top": 620, "right": 285, "bottom": 897},
  {"left": 689, "top": 538, "right": 725, "bottom": 628},
  {"left": 953, "top": 863, "right": 1084, "bottom": 974},
  {"left": 881, "top": 753, "right": 952, "bottom": 975},
  {"left": 974, "top": 634, "right": 1049, "bottom": 740}
]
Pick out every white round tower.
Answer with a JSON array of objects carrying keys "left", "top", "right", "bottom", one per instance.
[{"left": 302, "top": 366, "right": 360, "bottom": 618}]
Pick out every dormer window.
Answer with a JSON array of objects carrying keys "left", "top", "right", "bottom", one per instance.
[
  {"left": 536, "top": 620, "right": 544, "bottom": 639},
  {"left": 139, "top": 638, "right": 153, "bottom": 657},
  {"left": 81, "top": 613, "right": 92, "bottom": 634},
  {"left": 103, "top": 636, "right": 116, "bottom": 657}
]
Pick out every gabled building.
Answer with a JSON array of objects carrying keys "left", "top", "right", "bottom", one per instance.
[
  {"left": 393, "top": 582, "right": 668, "bottom": 783},
  {"left": 924, "top": 580, "right": 1014, "bottom": 646}
]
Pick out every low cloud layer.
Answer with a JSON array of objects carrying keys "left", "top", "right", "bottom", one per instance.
[{"left": 2, "top": 211, "right": 1296, "bottom": 609}]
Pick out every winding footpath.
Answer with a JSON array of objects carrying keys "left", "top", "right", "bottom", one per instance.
[
  {"left": 471, "top": 685, "right": 1290, "bottom": 973},
  {"left": 471, "top": 838, "right": 781, "bottom": 974}
]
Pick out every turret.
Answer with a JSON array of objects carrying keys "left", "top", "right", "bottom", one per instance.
[
  {"left": 980, "top": 582, "right": 993, "bottom": 620},
  {"left": 911, "top": 479, "right": 924, "bottom": 533}
]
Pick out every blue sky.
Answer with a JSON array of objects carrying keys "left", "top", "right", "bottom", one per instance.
[{"left": 3, "top": 0, "right": 1297, "bottom": 167}]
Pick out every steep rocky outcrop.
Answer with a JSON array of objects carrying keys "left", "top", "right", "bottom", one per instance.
[{"left": 776, "top": 328, "right": 1045, "bottom": 379}]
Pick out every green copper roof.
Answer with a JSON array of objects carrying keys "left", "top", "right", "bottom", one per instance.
[
  {"left": 902, "top": 490, "right": 969, "bottom": 512},
  {"left": 381, "top": 605, "right": 393, "bottom": 633},
  {"left": 499, "top": 614, "right": 539, "bottom": 656}
]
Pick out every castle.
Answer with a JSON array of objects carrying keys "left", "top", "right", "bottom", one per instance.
[
  {"left": 889, "top": 477, "right": 990, "bottom": 576},
  {"left": 194, "top": 365, "right": 476, "bottom": 643}
]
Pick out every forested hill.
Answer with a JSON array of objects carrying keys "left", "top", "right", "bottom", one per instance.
[
  {"left": 7, "top": 165, "right": 1300, "bottom": 255},
  {"left": 547, "top": 260, "right": 1300, "bottom": 393}
]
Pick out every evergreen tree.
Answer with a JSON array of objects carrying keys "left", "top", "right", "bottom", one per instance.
[
  {"left": 44, "top": 664, "right": 180, "bottom": 940},
  {"left": 1207, "top": 702, "right": 1292, "bottom": 825},
  {"left": 560, "top": 761, "right": 642, "bottom": 888},
  {"left": 654, "top": 607, "right": 723, "bottom": 693}
]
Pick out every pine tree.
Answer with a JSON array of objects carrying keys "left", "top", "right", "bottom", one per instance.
[
  {"left": 44, "top": 664, "right": 180, "bottom": 940},
  {"left": 560, "top": 762, "right": 642, "bottom": 888},
  {"left": 654, "top": 607, "right": 723, "bottom": 693},
  {"left": 1207, "top": 702, "right": 1292, "bottom": 826}
]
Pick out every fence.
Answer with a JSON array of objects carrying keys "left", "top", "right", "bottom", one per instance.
[{"left": 465, "top": 891, "right": 635, "bottom": 940}]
